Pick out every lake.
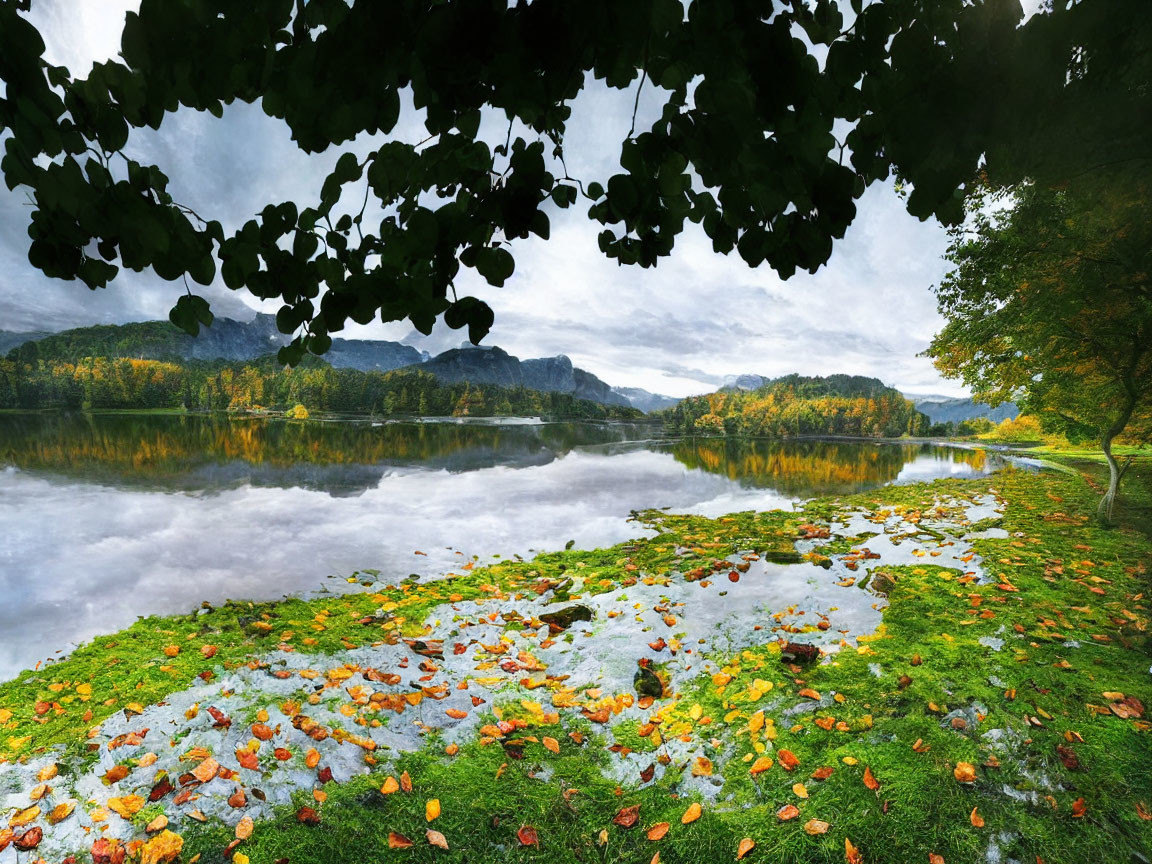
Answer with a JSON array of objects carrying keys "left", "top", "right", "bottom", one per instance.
[{"left": 0, "top": 412, "right": 1008, "bottom": 681}]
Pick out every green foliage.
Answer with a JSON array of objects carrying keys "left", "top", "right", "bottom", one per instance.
[
  {"left": 660, "top": 374, "right": 928, "bottom": 439},
  {"left": 1, "top": 1, "right": 1148, "bottom": 357},
  {"left": 0, "top": 354, "right": 641, "bottom": 420},
  {"left": 927, "top": 174, "right": 1152, "bottom": 519}
]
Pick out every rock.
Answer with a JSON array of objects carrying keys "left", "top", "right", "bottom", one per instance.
[
  {"left": 538, "top": 605, "right": 593, "bottom": 631},
  {"left": 780, "top": 642, "right": 820, "bottom": 664},
  {"left": 633, "top": 663, "right": 664, "bottom": 699}
]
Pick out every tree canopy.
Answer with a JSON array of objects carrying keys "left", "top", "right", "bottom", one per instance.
[
  {"left": 927, "top": 173, "right": 1152, "bottom": 521},
  {"left": 1, "top": 0, "right": 1149, "bottom": 363}
]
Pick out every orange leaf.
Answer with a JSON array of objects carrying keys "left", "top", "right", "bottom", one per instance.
[
  {"left": 793, "top": 783, "right": 809, "bottom": 799},
  {"left": 953, "top": 762, "right": 977, "bottom": 784},
  {"left": 388, "top": 832, "right": 413, "bottom": 849},
  {"left": 235, "top": 749, "right": 258, "bottom": 771},
  {"left": 400, "top": 771, "right": 412, "bottom": 793},
  {"left": 737, "top": 838, "right": 756, "bottom": 859},
  {"left": 646, "top": 822, "right": 670, "bottom": 841},
  {"left": 749, "top": 756, "right": 773, "bottom": 775},
  {"left": 846, "top": 837, "right": 862, "bottom": 864},
  {"left": 803, "top": 819, "right": 830, "bottom": 835},
  {"left": 380, "top": 776, "right": 399, "bottom": 795},
  {"left": 777, "top": 804, "right": 800, "bottom": 821},
  {"left": 1070, "top": 797, "right": 1086, "bottom": 818},
  {"left": 681, "top": 802, "right": 702, "bottom": 824},
  {"left": 970, "top": 807, "right": 984, "bottom": 828},
  {"left": 778, "top": 749, "right": 800, "bottom": 771},
  {"left": 930, "top": 855, "right": 945, "bottom": 864},
  {"left": 543, "top": 737, "right": 560, "bottom": 754},
  {"left": 445, "top": 708, "right": 468, "bottom": 719},
  {"left": 305, "top": 748, "right": 320, "bottom": 769},
  {"left": 426, "top": 799, "right": 441, "bottom": 822},
  {"left": 862, "top": 766, "right": 879, "bottom": 791},
  {"left": 798, "top": 688, "right": 821, "bottom": 700},
  {"left": 236, "top": 817, "right": 254, "bottom": 840},
  {"left": 517, "top": 825, "right": 539, "bottom": 846},
  {"left": 811, "top": 766, "right": 834, "bottom": 781}
]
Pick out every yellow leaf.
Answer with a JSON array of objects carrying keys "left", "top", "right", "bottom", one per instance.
[
  {"left": 803, "top": 819, "right": 830, "bottom": 835},
  {"left": 140, "top": 830, "right": 184, "bottom": 864},
  {"left": 426, "top": 799, "right": 441, "bottom": 822},
  {"left": 233, "top": 854, "right": 249, "bottom": 864},
  {"left": 107, "top": 795, "right": 146, "bottom": 818},
  {"left": 793, "top": 783, "right": 808, "bottom": 799},
  {"left": 543, "top": 737, "right": 560, "bottom": 754},
  {"left": 48, "top": 802, "right": 76, "bottom": 824},
  {"left": 692, "top": 757, "right": 713, "bottom": 777},
  {"left": 9, "top": 806, "right": 40, "bottom": 828},
  {"left": 36, "top": 763, "right": 58, "bottom": 782}
]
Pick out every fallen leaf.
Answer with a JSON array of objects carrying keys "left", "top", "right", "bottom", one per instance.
[
  {"left": 614, "top": 804, "right": 640, "bottom": 828},
  {"left": 846, "top": 836, "right": 862, "bottom": 864},
  {"left": 793, "top": 783, "right": 809, "bottom": 798},
  {"left": 692, "top": 757, "right": 713, "bottom": 777},
  {"left": 646, "top": 822, "right": 670, "bottom": 841},
  {"left": 517, "top": 825, "right": 539, "bottom": 846},
  {"left": 236, "top": 816, "right": 254, "bottom": 840},
  {"left": 954, "top": 762, "right": 977, "bottom": 783},
  {"left": 107, "top": 795, "right": 145, "bottom": 818},
  {"left": 737, "top": 837, "right": 755, "bottom": 859},
  {"left": 381, "top": 776, "right": 400, "bottom": 795},
  {"left": 9, "top": 806, "right": 40, "bottom": 828},
  {"left": 139, "top": 830, "right": 183, "bottom": 864},
  {"left": 777, "top": 804, "right": 800, "bottom": 821},
  {"left": 192, "top": 757, "right": 219, "bottom": 784},
  {"left": 296, "top": 807, "right": 321, "bottom": 825},
  {"left": 863, "top": 765, "right": 880, "bottom": 791},
  {"left": 427, "top": 829, "right": 448, "bottom": 849},
  {"left": 145, "top": 815, "right": 168, "bottom": 833},
  {"left": 681, "top": 802, "right": 702, "bottom": 824},
  {"left": 91, "top": 837, "right": 126, "bottom": 864},
  {"left": 48, "top": 801, "right": 76, "bottom": 824},
  {"left": 778, "top": 749, "right": 800, "bottom": 771},
  {"left": 543, "top": 737, "right": 560, "bottom": 754},
  {"left": 929, "top": 855, "right": 945, "bottom": 864},
  {"left": 426, "top": 799, "right": 441, "bottom": 822},
  {"left": 13, "top": 827, "right": 42, "bottom": 851},
  {"left": 750, "top": 756, "right": 773, "bottom": 775},
  {"left": 811, "top": 766, "right": 835, "bottom": 781},
  {"left": 804, "top": 819, "right": 830, "bottom": 835},
  {"left": 401, "top": 771, "right": 413, "bottom": 793},
  {"left": 1070, "top": 797, "right": 1086, "bottom": 818},
  {"left": 970, "top": 807, "right": 984, "bottom": 828},
  {"left": 388, "top": 832, "right": 414, "bottom": 849},
  {"left": 798, "top": 688, "right": 821, "bottom": 700}
]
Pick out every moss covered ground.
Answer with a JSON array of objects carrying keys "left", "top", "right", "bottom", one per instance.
[{"left": 1, "top": 466, "right": 1149, "bottom": 864}]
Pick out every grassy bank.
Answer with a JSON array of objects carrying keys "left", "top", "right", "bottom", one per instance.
[{"left": 1, "top": 467, "right": 1148, "bottom": 864}]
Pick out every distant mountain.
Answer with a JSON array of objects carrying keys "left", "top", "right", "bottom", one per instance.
[
  {"left": 910, "top": 396, "right": 1018, "bottom": 425},
  {"left": 5, "top": 315, "right": 425, "bottom": 374},
  {"left": 0, "top": 331, "right": 50, "bottom": 355},
  {"left": 722, "top": 373, "right": 767, "bottom": 391},
  {"left": 611, "top": 386, "right": 680, "bottom": 413},
  {"left": 412, "top": 346, "right": 632, "bottom": 408}
]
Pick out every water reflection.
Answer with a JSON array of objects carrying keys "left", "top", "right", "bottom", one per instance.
[
  {"left": 0, "top": 413, "right": 1010, "bottom": 680},
  {"left": 0, "top": 413, "right": 1000, "bottom": 498}
]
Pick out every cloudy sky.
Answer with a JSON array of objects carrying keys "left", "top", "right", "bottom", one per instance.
[{"left": 0, "top": 1, "right": 968, "bottom": 399}]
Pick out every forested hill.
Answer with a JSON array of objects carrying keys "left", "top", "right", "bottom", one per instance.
[
  {"left": 0, "top": 354, "right": 642, "bottom": 420},
  {"left": 660, "top": 374, "right": 929, "bottom": 438}
]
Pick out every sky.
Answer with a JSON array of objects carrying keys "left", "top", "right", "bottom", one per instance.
[{"left": 0, "top": 1, "right": 969, "bottom": 399}]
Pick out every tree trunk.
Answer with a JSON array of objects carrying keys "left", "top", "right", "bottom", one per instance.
[{"left": 1097, "top": 429, "right": 1121, "bottom": 525}]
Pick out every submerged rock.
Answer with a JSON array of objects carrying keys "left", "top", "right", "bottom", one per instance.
[{"left": 538, "top": 605, "right": 594, "bottom": 631}]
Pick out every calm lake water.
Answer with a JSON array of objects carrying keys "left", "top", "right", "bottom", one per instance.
[{"left": 0, "top": 412, "right": 1008, "bottom": 680}]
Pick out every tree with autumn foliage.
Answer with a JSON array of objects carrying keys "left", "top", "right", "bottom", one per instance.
[{"left": 927, "top": 173, "right": 1152, "bottom": 523}]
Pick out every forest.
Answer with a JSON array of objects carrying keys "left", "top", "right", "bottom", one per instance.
[
  {"left": 659, "top": 374, "right": 929, "bottom": 439},
  {"left": 0, "top": 354, "right": 641, "bottom": 420}
]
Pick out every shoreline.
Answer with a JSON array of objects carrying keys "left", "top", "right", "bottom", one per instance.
[{"left": 1, "top": 465, "right": 1148, "bottom": 863}]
